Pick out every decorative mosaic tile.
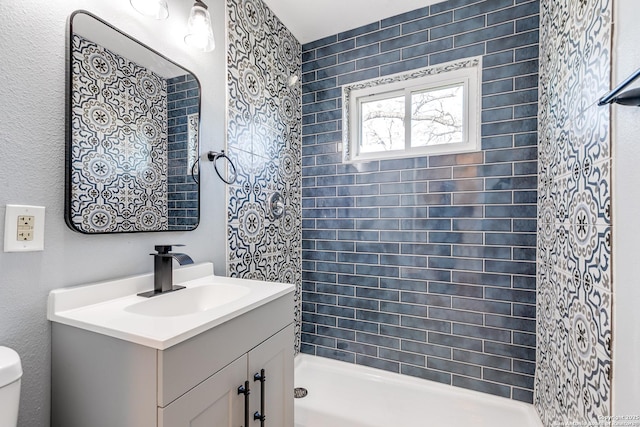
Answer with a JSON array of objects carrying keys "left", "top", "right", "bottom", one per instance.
[
  {"left": 535, "top": 0, "right": 612, "bottom": 424},
  {"left": 227, "top": 0, "right": 302, "bottom": 352}
]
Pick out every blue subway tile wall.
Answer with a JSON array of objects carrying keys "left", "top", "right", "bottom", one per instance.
[
  {"left": 302, "top": 0, "right": 539, "bottom": 403},
  {"left": 167, "top": 75, "right": 199, "bottom": 230}
]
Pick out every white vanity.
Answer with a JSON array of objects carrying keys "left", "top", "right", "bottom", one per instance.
[{"left": 47, "top": 262, "right": 295, "bottom": 427}]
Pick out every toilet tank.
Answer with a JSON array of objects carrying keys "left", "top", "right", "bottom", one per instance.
[{"left": 0, "top": 346, "right": 22, "bottom": 427}]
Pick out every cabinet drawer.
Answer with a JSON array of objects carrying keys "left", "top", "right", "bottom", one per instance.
[
  {"left": 157, "top": 292, "right": 293, "bottom": 406},
  {"left": 158, "top": 354, "right": 246, "bottom": 427}
]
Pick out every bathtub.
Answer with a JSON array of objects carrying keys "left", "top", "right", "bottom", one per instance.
[{"left": 294, "top": 354, "right": 542, "bottom": 427}]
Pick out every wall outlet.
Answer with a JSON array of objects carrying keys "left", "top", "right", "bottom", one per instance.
[
  {"left": 18, "top": 215, "right": 35, "bottom": 227},
  {"left": 17, "top": 229, "right": 34, "bottom": 241},
  {"left": 4, "top": 205, "right": 45, "bottom": 252},
  {"left": 17, "top": 215, "right": 35, "bottom": 241}
]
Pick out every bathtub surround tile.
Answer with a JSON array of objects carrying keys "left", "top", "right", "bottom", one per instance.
[
  {"left": 534, "top": 0, "right": 613, "bottom": 425},
  {"left": 227, "top": 0, "right": 302, "bottom": 349},
  {"left": 357, "top": 331, "right": 400, "bottom": 349},
  {"left": 301, "top": 0, "right": 539, "bottom": 404},
  {"left": 401, "top": 364, "right": 453, "bottom": 385},
  {"left": 452, "top": 375, "right": 511, "bottom": 398},
  {"left": 316, "top": 347, "right": 355, "bottom": 363},
  {"left": 513, "top": 388, "right": 535, "bottom": 404}
]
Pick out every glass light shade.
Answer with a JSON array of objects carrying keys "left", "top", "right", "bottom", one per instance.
[
  {"left": 184, "top": 1, "right": 215, "bottom": 52},
  {"left": 130, "top": 0, "right": 169, "bottom": 19}
]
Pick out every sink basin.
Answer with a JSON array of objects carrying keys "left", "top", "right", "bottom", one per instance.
[
  {"left": 125, "top": 284, "right": 251, "bottom": 317},
  {"left": 47, "top": 262, "right": 295, "bottom": 349}
]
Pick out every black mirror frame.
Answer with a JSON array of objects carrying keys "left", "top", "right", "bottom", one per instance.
[{"left": 65, "top": 10, "right": 202, "bottom": 234}]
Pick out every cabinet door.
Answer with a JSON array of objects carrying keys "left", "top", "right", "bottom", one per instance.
[
  {"left": 159, "top": 354, "right": 247, "bottom": 427},
  {"left": 248, "top": 324, "right": 294, "bottom": 427}
]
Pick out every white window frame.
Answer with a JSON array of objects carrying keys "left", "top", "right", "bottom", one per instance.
[{"left": 342, "top": 57, "right": 482, "bottom": 163}]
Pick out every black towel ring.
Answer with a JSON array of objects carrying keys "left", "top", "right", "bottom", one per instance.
[{"left": 207, "top": 150, "right": 237, "bottom": 185}]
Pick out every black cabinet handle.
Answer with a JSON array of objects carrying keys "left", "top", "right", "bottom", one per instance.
[
  {"left": 253, "top": 369, "right": 266, "bottom": 426},
  {"left": 238, "top": 381, "right": 250, "bottom": 427}
]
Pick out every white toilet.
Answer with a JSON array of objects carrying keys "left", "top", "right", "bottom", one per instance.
[{"left": 0, "top": 346, "right": 22, "bottom": 427}]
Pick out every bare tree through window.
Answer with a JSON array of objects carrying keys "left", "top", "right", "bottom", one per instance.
[
  {"left": 360, "top": 94, "right": 405, "bottom": 153},
  {"left": 359, "top": 84, "right": 464, "bottom": 154},
  {"left": 412, "top": 85, "right": 463, "bottom": 147}
]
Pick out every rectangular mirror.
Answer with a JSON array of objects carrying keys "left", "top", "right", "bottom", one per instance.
[{"left": 66, "top": 11, "right": 200, "bottom": 233}]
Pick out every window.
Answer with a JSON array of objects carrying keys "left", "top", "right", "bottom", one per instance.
[{"left": 343, "top": 57, "right": 481, "bottom": 162}]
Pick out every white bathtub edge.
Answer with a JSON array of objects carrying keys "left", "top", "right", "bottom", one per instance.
[{"left": 295, "top": 353, "right": 543, "bottom": 427}]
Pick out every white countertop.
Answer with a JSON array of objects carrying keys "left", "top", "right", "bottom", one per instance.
[{"left": 47, "top": 263, "right": 295, "bottom": 350}]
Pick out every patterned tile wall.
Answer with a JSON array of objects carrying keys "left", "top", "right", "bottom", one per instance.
[
  {"left": 534, "top": 0, "right": 612, "bottom": 424},
  {"left": 167, "top": 75, "right": 199, "bottom": 230},
  {"left": 301, "top": 0, "right": 540, "bottom": 402},
  {"left": 70, "top": 35, "right": 169, "bottom": 233},
  {"left": 226, "top": 0, "right": 303, "bottom": 349}
]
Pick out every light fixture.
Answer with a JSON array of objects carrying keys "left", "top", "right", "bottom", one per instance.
[
  {"left": 130, "top": 0, "right": 169, "bottom": 20},
  {"left": 184, "top": 0, "right": 215, "bottom": 52}
]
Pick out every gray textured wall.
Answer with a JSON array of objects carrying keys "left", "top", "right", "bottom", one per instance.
[{"left": 0, "top": 1, "right": 226, "bottom": 425}]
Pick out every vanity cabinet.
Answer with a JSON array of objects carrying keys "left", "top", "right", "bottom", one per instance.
[
  {"left": 247, "top": 325, "right": 295, "bottom": 427},
  {"left": 51, "top": 289, "right": 294, "bottom": 427},
  {"left": 159, "top": 352, "right": 246, "bottom": 426},
  {"left": 159, "top": 325, "right": 294, "bottom": 427}
]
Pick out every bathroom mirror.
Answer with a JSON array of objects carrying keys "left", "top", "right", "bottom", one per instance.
[{"left": 65, "top": 11, "right": 201, "bottom": 233}]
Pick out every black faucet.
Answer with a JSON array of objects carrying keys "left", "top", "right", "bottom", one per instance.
[{"left": 138, "top": 245, "right": 194, "bottom": 298}]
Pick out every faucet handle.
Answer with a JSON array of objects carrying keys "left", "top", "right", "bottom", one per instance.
[{"left": 154, "top": 244, "right": 185, "bottom": 254}]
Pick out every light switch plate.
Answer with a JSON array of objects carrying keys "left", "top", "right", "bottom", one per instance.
[{"left": 4, "top": 205, "right": 45, "bottom": 252}]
